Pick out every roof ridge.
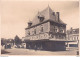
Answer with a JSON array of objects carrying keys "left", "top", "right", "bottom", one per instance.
[{"left": 40, "top": 5, "right": 53, "bottom": 19}]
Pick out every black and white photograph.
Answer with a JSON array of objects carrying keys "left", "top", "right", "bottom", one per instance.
[{"left": 1, "top": 0, "right": 79, "bottom": 56}]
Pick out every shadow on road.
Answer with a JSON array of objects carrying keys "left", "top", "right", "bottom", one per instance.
[{"left": 1, "top": 49, "right": 10, "bottom": 54}]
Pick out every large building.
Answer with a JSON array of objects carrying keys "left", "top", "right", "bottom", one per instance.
[
  {"left": 24, "top": 6, "right": 67, "bottom": 51},
  {"left": 66, "top": 28, "right": 79, "bottom": 47}
]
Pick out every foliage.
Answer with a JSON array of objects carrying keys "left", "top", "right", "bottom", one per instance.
[{"left": 14, "top": 35, "right": 22, "bottom": 45}]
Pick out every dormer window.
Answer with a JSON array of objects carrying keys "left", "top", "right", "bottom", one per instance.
[
  {"left": 38, "top": 14, "right": 44, "bottom": 22},
  {"left": 28, "top": 21, "right": 32, "bottom": 27},
  {"left": 40, "top": 17, "right": 44, "bottom": 22}
]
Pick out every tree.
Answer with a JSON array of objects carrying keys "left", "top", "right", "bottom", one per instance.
[
  {"left": 6, "top": 39, "right": 14, "bottom": 45},
  {"left": 14, "top": 35, "right": 22, "bottom": 45},
  {"left": 1, "top": 38, "right": 7, "bottom": 46}
]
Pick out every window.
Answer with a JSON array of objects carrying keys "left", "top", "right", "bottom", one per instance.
[
  {"left": 41, "top": 27, "right": 43, "bottom": 32},
  {"left": 69, "top": 44, "right": 78, "bottom": 47},
  {"left": 55, "top": 29, "right": 57, "bottom": 33},
  {"left": 59, "top": 27, "right": 64, "bottom": 33},
  {"left": 28, "top": 31, "right": 30, "bottom": 35},
  {"left": 39, "top": 17, "right": 44, "bottom": 22},
  {"left": 54, "top": 26, "right": 58, "bottom": 33},
  {"left": 34, "top": 29, "right": 36, "bottom": 34},
  {"left": 60, "top": 29, "right": 63, "bottom": 33},
  {"left": 40, "top": 26, "right": 43, "bottom": 33},
  {"left": 38, "top": 15, "right": 44, "bottom": 22}
]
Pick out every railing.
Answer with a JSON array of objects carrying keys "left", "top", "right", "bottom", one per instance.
[
  {"left": 25, "top": 33, "right": 49, "bottom": 40},
  {"left": 24, "top": 33, "right": 67, "bottom": 41}
]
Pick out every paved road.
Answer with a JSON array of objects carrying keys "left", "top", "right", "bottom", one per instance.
[{"left": 2, "top": 48, "right": 77, "bottom": 55}]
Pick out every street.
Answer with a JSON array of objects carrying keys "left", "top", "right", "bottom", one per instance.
[{"left": 1, "top": 48, "right": 78, "bottom": 55}]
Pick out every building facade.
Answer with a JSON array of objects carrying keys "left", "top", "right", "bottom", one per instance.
[
  {"left": 24, "top": 6, "right": 67, "bottom": 51},
  {"left": 66, "top": 28, "right": 79, "bottom": 47}
]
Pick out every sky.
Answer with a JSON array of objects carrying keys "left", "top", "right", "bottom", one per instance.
[{"left": 1, "top": 0, "right": 79, "bottom": 39}]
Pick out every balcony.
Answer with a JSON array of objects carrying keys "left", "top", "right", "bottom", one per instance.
[{"left": 24, "top": 33, "right": 68, "bottom": 41}]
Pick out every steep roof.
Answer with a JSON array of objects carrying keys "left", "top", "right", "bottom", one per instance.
[
  {"left": 67, "top": 28, "right": 79, "bottom": 34},
  {"left": 30, "top": 6, "right": 66, "bottom": 26}
]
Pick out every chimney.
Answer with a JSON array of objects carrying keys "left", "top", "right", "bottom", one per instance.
[{"left": 56, "top": 12, "right": 60, "bottom": 22}]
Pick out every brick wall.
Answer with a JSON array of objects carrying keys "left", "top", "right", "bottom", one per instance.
[{"left": 25, "top": 22, "right": 50, "bottom": 37}]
